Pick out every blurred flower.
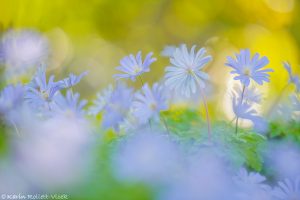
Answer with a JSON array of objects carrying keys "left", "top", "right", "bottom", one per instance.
[
  {"left": 272, "top": 178, "right": 300, "bottom": 200},
  {"left": 291, "top": 95, "right": 300, "bottom": 111},
  {"left": 160, "top": 150, "right": 234, "bottom": 200},
  {"left": 113, "top": 51, "right": 156, "bottom": 81},
  {"left": 161, "top": 45, "right": 176, "bottom": 57},
  {"left": 233, "top": 168, "right": 268, "bottom": 189},
  {"left": 232, "top": 94, "right": 257, "bottom": 120},
  {"left": 51, "top": 90, "right": 87, "bottom": 118},
  {"left": 226, "top": 49, "right": 273, "bottom": 87},
  {"left": 89, "top": 84, "right": 113, "bottom": 116},
  {"left": 283, "top": 62, "right": 300, "bottom": 92},
  {"left": 113, "top": 131, "right": 180, "bottom": 184},
  {"left": 60, "top": 71, "right": 88, "bottom": 88},
  {"left": 0, "top": 30, "right": 49, "bottom": 75},
  {"left": 13, "top": 116, "right": 92, "bottom": 191},
  {"left": 164, "top": 44, "right": 212, "bottom": 97},
  {"left": 25, "top": 67, "right": 64, "bottom": 111},
  {"left": 89, "top": 83, "right": 133, "bottom": 130},
  {"left": 0, "top": 84, "right": 24, "bottom": 116},
  {"left": 265, "top": 142, "right": 300, "bottom": 180},
  {"left": 133, "top": 83, "right": 168, "bottom": 124},
  {"left": 233, "top": 84, "right": 262, "bottom": 104}
]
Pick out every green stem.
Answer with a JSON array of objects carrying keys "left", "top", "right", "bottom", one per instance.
[
  {"left": 161, "top": 115, "right": 170, "bottom": 134},
  {"left": 199, "top": 87, "right": 212, "bottom": 140},
  {"left": 235, "top": 85, "right": 246, "bottom": 134}
]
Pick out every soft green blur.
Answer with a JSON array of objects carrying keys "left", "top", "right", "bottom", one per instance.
[{"left": 1, "top": 0, "right": 299, "bottom": 116}]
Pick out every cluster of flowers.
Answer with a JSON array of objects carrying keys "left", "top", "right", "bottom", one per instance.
[{"left": 0, "top": 30, "right": 300, "bottom": 199}]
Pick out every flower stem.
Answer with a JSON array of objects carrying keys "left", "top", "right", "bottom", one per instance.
[
  {"left": 138, "top": 75, "right": 144, "bottom": 86},
  {"left": 199, "top": 87, "right": 212, "bottom": 140},
  {"left": 161, "top": 115, "right": 170, "bottom": 134},
  {"left": 235, "top": 84, "right": 246, "bottom": 134}
]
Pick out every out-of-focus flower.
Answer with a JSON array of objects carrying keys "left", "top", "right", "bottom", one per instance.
[
  {"left": 233, "top": 84, "right": 262, "bottom": 104},
  {"left": 232, "top": 89, "right": 267, "bottom": 133},
  {"left": 25, "top": 67, "right": 64, "bottom": 111},
  {"left": 283, "top": 62, "right": 300, "bottom": 93},
  {"left": 265, "top": 142, "right": 300, "bottom": 180},
  {"left": 164, "top": 44, "right": 212, "bottom": 97},
  {"left": 113, "top": 51, "right": 156, "bottom": 81},
  {"left": 60, "top": 71, "right": 88, "bottom": 88},
  {"left": 89, "top": 83, "right": 133, "bottom": 130},
  {"left": 88, "top": 85, "right": 113, "bottom": 116},
  {"left": 272, "top": 178, "right": 300, "bottom": 200},
  {"left": 291, "top": 95, "right": 300, "bottom": 111},
  {"left": 226, "top": 49, "right": 273, "bottom": 87},
  {"left": 51, "top": 90, "right": 87, "bottom": 118},
  {"left": 0, "top": 30, "right": 49, "bottom": 75},
  {"left": 112, "top": 131, "right": 180, "bottom": 184},
  {"left": 161, "top": 45, "right": 176, "bottom": 57},
  {"left": 160, "top": 150, "right": 234, "bottom": 200},
  {"left": 0, "top": 84, "right": 24, "bottom": 116},
  {"left": 13, "top": 116, "right": 92, "bottom": 191},
  {"left": 133, "top": 83, "right": 168, "bottom": 124},
  {"left": 233, "top": 168, "right": 267, "bottom": 188},
  {"left": 232, "top": 94, "right": 257, "bottom": 120}
]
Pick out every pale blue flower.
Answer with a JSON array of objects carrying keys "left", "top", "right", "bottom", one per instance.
[
  {"left": 233, "top": 84, "right": 262, "bottom": 104},
  {"left": 89, "top": 83, "right": 133, "bottom": 130},
  {"left": 233, "top": 168, "right": 268, "bottom": 189},
  {"left": 226, "top": 49, "right": 273, "bottom": 87},
  {"left": 283, "top": 62, "right": 300, "bottom": 93},
  {"left": 1, "top": 29, "right": 49, "bottom": 75},
  {"left": 272, "top": 178, "right": 300, "bottom": 200},
  {"left": 291, "top": 95, "right": 300, "bottom": 112},
  {"left": 60, "top": 71, "right": 88, "bottom": 88},
  {"left": 161, "top": 45, "right": 176, "bottom": 57},
  {"left": 232, "top": 94, "right": 257, "bottom": 120},
  {"left": 133, "top": 83, "right": 168, "bottom": 124},
  {"left": 0, "top": 84, "right": 24, "bottom": 115},
  {"left": 88, "top": 85, "right": 113, "bottom": 116},
  {"left": 25, "top": 67, "right": 64, "bottom": 110},
  {"left": 113, "top": 131, "right": 180, "bottom": 184},
  {"left": 51, "top": 90, "right": 87, "bottom": 117},
  {"left": 114, "top": 51, "right": 156, "bottom": 81},
  {"left": 164, "top": 44, "right": 212, "bottom": 97},
  {"left": 233, "top": 168, "right": 272, "bottom": 200}
]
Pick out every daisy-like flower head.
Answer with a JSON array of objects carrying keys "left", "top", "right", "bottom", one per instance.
[
  {"left": 272, "top": 178, "right": 300, "bottom": 200},
  {"left": 1, "top": 29, "right": 49, "bottom": 75},
  {"left": 133, "top": 83, "right": 168, "bottom": 124},
  {"left": 60, "top": 71, "right": 88, "bottom": 88},
  {"left": 283, "top": 62, "right": 300, "bottom": 93},
  {"left": 51, "top": 90, "right": 87, "bottom": 118},
  {"left": 89, "top": 83, "right": 133, "bottom": 131},
  {"left": 226, "top": 49, "right": 273, "bottom": 87},
  {"left": 88, "top": 85, "right": 114, "bottom": 116},
  {"left": 233, "top": 168, "right": 268, "bottom": 189},
  {"left": 113, "top": 51, "right": 156, "bottom": 81},
  {"left": 25, "top": 67, "right": 64, "bottom": 110},
  {"left": 164, "top": 44, "right": 212, "bottom": 97}
]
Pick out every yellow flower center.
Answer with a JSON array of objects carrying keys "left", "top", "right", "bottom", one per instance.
[
  {"left": 150, "top": 103, "right": 157, "bottom": 110},
  {"left": 243, "top": 67, "right": 251, "bottom": 76},
  {"left": 41, "top": 91, "right": 49, "bottom": 100}
]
